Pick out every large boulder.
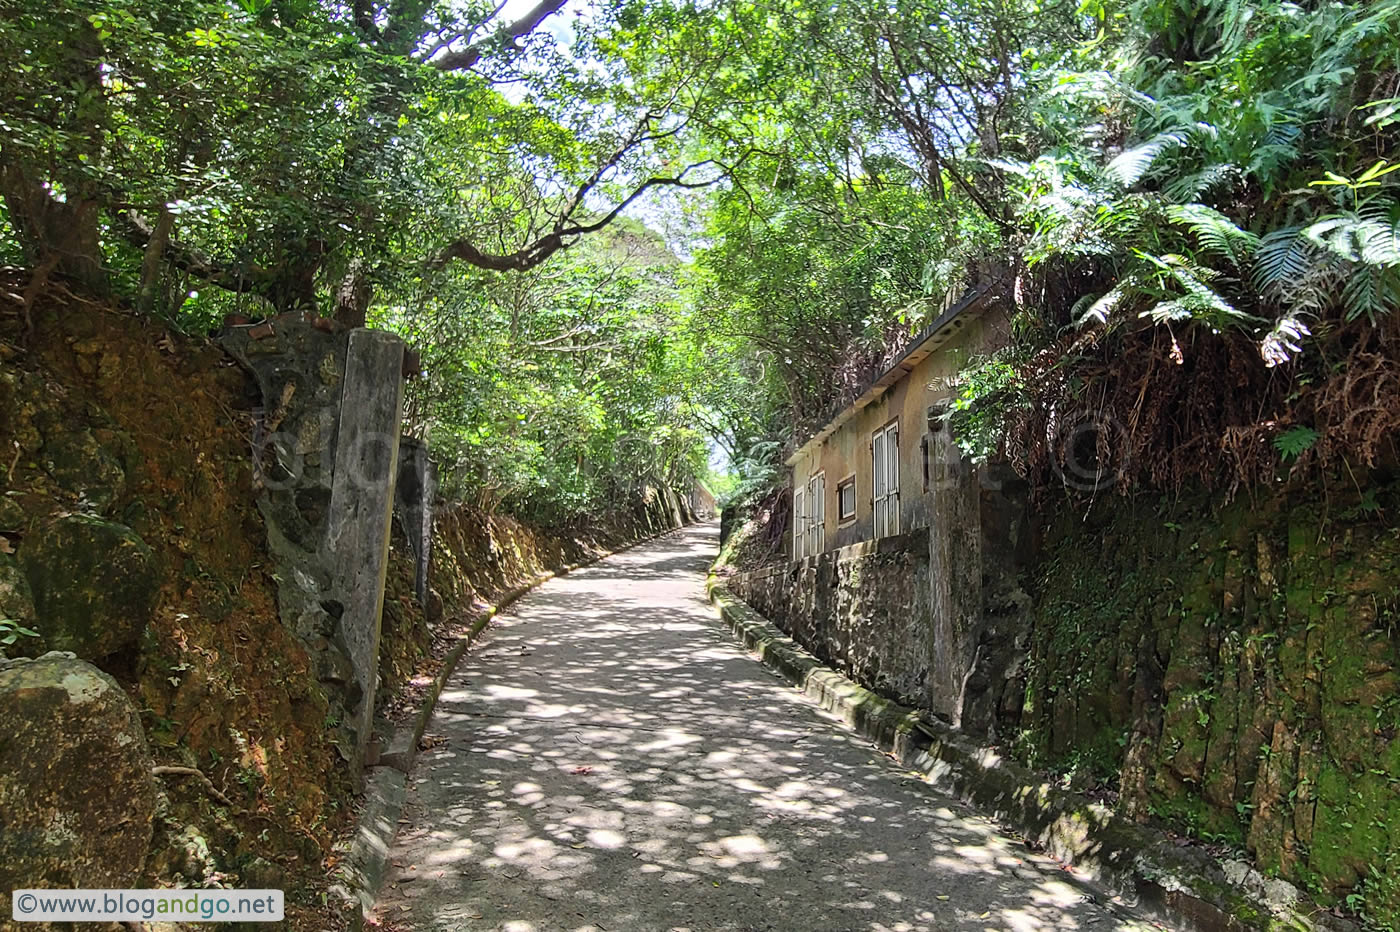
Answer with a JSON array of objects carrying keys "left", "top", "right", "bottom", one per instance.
[
  {"left": 0, "top": 654, "right": 156, "bottom": 913},
  {"left": 19, "top": 515, "right": 157, "bottom": 660},
  {"left": 40, "top": 428, "right": 126, "bottom": 513}
]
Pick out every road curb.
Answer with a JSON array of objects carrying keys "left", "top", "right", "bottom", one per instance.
[
  {"left": 339, "top": 522, "right": 697, "bottom": 930},
  {"left": 706, "top": 579, "right": 1350, "bottom": 932},
  {"left": 331, "top": 766, "right": 407, "bottom": 929}
]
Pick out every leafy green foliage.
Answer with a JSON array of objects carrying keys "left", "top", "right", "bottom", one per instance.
[
  {"left": 1273, "top": 426, "right": 1319, "bottom": 461},
  {"left": 1007, "top": 0, "right": 1400, "bottom": 354},
  {"left": 375, "top": 221, "right": 711, "bottom": 522},
  {"left": 944, "top": 355, "right": 1029, "bottom": 466},
  {"left": 0, "top": 617, "right": 39, "bottom": 652}
]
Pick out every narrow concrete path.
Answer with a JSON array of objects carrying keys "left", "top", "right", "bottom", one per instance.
[{"left": 373, "top": 524, "right": 1149, "bottom": 932}]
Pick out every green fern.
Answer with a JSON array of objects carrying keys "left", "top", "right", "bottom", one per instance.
[
  {"left": 1253, "top": 227, "right": 1314, "bottom": 292},
  {"left": 1076, "top": 282, "right": 1131, "bottom": 327},
  {"left": 1273, "top": 426, "right": 1319, "bottom": 461},
  {"left": 1304, "top": 210, "right": 1399, "bottom": 266},
  {"left": 1165, "top": 164, "right": 1239, "bottom": 202},
  {"left": 1357, "top": 201, "right": 1400, "bottom": 267},
  {"left": 1139, "top": 252, "right": 1250, "bottom": 327},
  {"left": 1106, "top": 130, "right": 1191, "bottom": 188},
  {"left": 1341, "top": 266, "right": 1400, "bottom": 322},
  {"left": 1167, "top": 204, "right": 1260, "bottom": 268}
]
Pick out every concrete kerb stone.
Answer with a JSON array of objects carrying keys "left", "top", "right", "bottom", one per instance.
[
  {"left": 341, "top": 522, "right": 694, "bottom": 931},
  {"left": 706, "top": 581, "right": 1352, "bottom": 932}
]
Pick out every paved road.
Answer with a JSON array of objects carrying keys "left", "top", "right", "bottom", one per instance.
[{"left": 373, "top": 523, "right": 1149, "bottom": 932}]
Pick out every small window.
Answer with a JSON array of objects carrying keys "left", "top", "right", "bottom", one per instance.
[
  {"left": 837, "top": 477, "right": 856, "bottom": 522},
  {"left": 921, "top": 435, "right": 931, "bottom": 493}
]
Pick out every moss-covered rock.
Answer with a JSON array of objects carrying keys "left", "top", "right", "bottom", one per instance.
[
  {"left": 18, "top": 515, "right": 156, "bottom": 660},
  {"left": 0, "top": 653, "right": 156, "bottom": 913},
  {"left": 1025, "top": 482, "right": 1400, "bottom": 926},
  {"left": 0, "top": 494, "right": 25, "bottom": 530},
  {"left": 40, "top": 428, "right": 126, "bottom": 512}
]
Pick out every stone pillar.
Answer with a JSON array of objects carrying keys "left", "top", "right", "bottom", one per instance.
[
  {"left": 394, "top": 437, "right": 436, "bottom": 605},
  {"left": 324, "top": 329, "right": 405, "bottom": 776},
  {"left": 925, "top": 419, "right": 983, "bottom": 727},
  {"left": 966, "top": 464, "right": 1033, "bottom": 739},
  {"left": 924, "top": 409, "right": 1033, "bottom": 740}
]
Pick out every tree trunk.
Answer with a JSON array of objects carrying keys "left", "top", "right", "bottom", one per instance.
[
  {"left": 1, "top": 14, "right": 110, "bottom": 297},
  {"left": 1, "top": 164, "right": 107, "bottom": 296},
  {"left": 332, "top": 259, "right": 372, "bottom": 329},
  {"left": 261, "top": 240, "right": 326, "bottom": 315},
  {"left": 137, "top": 207, "right": 176, "bottom": 313}
]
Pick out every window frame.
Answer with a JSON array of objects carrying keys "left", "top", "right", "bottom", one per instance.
[
  {"left": 806, "top": 471, "right": 825, "bottom": 555},
  {"left": 835, "top": 473, "right": 857, "bottom": 524},
  {"left": 872, "top": 419, "right": 900, "bottom": 538},
  {"left": 792, "top": 484, "right": 806, "bottom": 560}
]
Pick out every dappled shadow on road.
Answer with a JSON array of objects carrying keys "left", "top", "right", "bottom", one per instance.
[{"left": 374, "top": 525, "right": 1143, "bottom": 932}]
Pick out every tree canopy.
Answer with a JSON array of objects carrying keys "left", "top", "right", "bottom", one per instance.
[
  {"left": 3, "top": 0, "right": 1398, "bottom": 513},
  {"left": 5, "top": 0, "right": 1399, "bottom": 920}
]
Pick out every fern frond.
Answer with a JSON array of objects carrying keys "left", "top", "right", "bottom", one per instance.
[
  {"left": 1068, "top": 292, "right": 1098, "bottom": 323},
  {"left": 1247, "top": 143, "right": 1301, "bottom": 179},
  {"left": 1167, "top": 204, "right": 1260, "bottom": 268},
  {"left": 1106, "top": 131, "right": 1190, "bottom": 187},
  {"left": 1139, "top": 253, "right": 1250, "bottom": 328},
  {"left": 1076, "top": 284, "right": 1129, "bottom": 327},
  {"left": 1341, "top": 267, "right": 1400, "bottom": 322},
  {"left": 1166, "top": 255, "right": 1247, "bottom": 320},
  {"left": 1253, "top": 227, "right": 1313, "bottom": 292},
  {"left": 1357, "top": 201, "right": 1400, "bottom": 268},
  {"left": 1141, "top": 298, "right": 1196, "bottom": 323},
  {"left": 1216, "top": 0, "right": 1253, "bottom": 54},
  {"left": 1304, "top": 208, "right": 1400, "bottom": 267},
  {"left": 1165, "top": 164, "right": 1239, "bottom": 202}
]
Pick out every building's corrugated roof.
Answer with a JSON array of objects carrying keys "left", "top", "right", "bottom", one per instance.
[{"left": 785, "top": 282, "right": 997, "bottom": 467}]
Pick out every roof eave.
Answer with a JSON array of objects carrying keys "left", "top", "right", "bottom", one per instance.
[{"left": 784, "top": 283, "right": 997, "bottom": 468}]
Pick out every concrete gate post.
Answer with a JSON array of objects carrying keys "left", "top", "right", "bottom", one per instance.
[
  {"left": 394, "top": 437, "right": 436, "bottom": 605},
  {"left": 324, "top": 329, "right": 406, "bottom": 776},
  {"left": 925, "top": 420, "right": 983, "bottom": 728}
]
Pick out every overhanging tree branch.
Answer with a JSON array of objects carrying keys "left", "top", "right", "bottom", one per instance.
[
  {"left": 430, "top": 157, "right": 736, "bottom": 273},
  {"left": 116, "top": 210, "right": 262, "bottom": 294},
  {"left": 429, "top": 0, "right": 567, "bottom": 71}
]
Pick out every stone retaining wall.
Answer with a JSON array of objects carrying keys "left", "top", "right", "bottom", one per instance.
[
  {"left": 727, "top": 463, "right": 1032, "bottom": 736},
  {"left": 728, "top": 532, "right": 934, "bottom": 709}
]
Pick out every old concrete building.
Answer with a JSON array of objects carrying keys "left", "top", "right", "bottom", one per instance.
[
  {"left": 730, "top": 283, "right": 1032, "bottom": 740},
  {"left": 787, "top": 284, "right": 1007, "bottom": 556}
]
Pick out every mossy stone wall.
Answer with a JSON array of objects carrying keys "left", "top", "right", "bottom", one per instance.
[{"left": 1022, "top": 484, "right": 1400, "bottom": 926}]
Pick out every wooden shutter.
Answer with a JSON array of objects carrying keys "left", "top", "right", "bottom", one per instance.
[
  {"left": 886, "top": 425, "right": 900, "bottom": 535},
  {"left": 872, "top": 423, "right": 900, "bottom": 537},
  {"left": 793, "top": 487, "right": 805, "bottom": 560}
]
